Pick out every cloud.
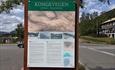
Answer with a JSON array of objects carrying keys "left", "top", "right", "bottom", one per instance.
[
  {"left": 80, "top": 0, "right": 102, "bottom": 14},
  {"left": 0, "top": 5, "right": 24, "bottom": 32},
  {"left": 109, "top": 4, "right": 115, "bottom": 10},
  {"left": 10, "top": 5, "right": 24, "bottom": 13},
  {"left": 89, "top": 9, "right": 102, "bottom": 14},
  {"left": 0, "top": 14, "right": 20, "bottom": 32},
  {"left": 80, "top": 0, "right": 115, "bottom": 18}
]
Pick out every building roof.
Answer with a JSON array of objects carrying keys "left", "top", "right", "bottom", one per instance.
[{"left": 103, "top": 17, "right": 115, "bottom": 24}]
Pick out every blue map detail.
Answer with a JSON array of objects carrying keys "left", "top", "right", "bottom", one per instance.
[
  {"left": 64, "top": 51, "right": 72, "bottom": 57},
  {"left": 64, "top": 58, "right": 70, "bottom": 66}
]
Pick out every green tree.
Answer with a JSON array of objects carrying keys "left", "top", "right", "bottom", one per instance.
[
  {"left": 15, "top": 23, "right": 24, "bottom": 41},
  {"left": 0, "top": 0, "right": 23, "bottom": 13},
  {"left": 80, "top": 12, "right": 98, "bottom": 21}
]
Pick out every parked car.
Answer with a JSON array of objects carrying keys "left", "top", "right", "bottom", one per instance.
[{"left": 17, "top": 41, "right": 24, "bottom": 48}]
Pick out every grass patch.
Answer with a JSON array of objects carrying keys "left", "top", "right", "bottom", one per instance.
[
  {"left": 80, "top": 36, "right": 115, "bottom": 45},
  {"left": 0, "top": 43, "right": 17, "bottom": 45},
  {"left": 79, "top": 64, "right": 86, "bottom": 70}
]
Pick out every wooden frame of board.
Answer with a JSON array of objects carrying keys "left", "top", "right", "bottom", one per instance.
[{"left": 24, "top": 0, "right": 80, "bottom": 70}]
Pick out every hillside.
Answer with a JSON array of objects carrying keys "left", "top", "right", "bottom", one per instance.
[{"left": 79, "top": 8, "right": 115, "bottom": 36}]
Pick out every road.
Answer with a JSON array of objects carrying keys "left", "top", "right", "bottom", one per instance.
[
  {"left": 1, "top": 43, "right": 115, "bottom": 70},
  {"left": 80, "top": 43, "right": 115, "bottom": 70},
  {"left": 0, "top": 44, "right": 24, "bottom": 70}
]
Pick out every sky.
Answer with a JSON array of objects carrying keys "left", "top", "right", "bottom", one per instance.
[
  {"left": 80, "top": 0, "right": 115, "bottom": 18},
  {"left": 0, "top": 4, "right": 24, "bottom": 32}
]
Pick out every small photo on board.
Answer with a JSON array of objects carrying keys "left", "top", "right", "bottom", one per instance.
[
  {"left": 28, "top": 32, "right": 39, "bottom": 37},
  {"left": 63, "top": 32, "right": 74, "bottom": 39},
  {"left": 64, "top": 41, "right": 73, "bottom": 48},
  {"left": 51, "top": 32, "right": 63, "bottom": 39},
  {"left": 40, "top": 32, "right": 50, "bottom": 39}
]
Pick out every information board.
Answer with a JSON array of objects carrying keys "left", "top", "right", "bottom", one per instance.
[{"left": 27, "top": 0, "right": 76, "bottom": 68}]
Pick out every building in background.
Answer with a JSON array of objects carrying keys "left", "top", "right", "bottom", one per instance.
[
  {"left": 0, "top": 37, "right": 17, "bottom": 44},
  {"left": 100, "top": 18, "right": 115, "bottom": 39}
]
